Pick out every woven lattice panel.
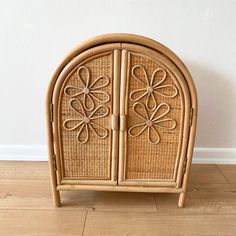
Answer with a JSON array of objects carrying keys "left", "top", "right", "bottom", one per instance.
[
  {"left": 59, "top": 53, "right": 113, "bottom": 179},
  {"left": 126, "top": 53, "right": 183, "bottom": 180}
]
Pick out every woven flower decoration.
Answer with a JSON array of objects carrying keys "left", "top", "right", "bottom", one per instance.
[
  {"left": 64, "top": 66, "right": 110, "bottom": 111},
  {"left": 128, "top": 102, "right": 176, "bottom": 144},
  {"left": 130, "top": 65, "right": 178, "bottom": 111},
  {"left": 63, "top": 98, "right": 109, "bottom": 144}
]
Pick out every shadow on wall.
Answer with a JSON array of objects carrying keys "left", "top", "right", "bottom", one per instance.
[{"left": 186, "top": 62, "right": 236, "bottom": 148}]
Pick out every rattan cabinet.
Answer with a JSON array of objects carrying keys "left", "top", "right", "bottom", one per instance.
[{"left": 46, "top": 34, "right": 197, "bottom": 207}]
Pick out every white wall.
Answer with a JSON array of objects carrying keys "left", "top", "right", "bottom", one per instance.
[{"left": 0, "top": 0, "right": 236, "bottom": 161}]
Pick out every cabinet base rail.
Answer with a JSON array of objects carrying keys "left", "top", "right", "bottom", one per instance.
[{"left": 52, "top": 184, "right": 186, "bottom": 208}]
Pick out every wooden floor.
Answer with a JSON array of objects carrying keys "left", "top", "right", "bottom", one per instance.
[{"left": 0, "top": 162, "right": 236, "bottom": 235}]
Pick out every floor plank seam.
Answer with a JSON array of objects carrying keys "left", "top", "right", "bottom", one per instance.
[
  {"left": 0, "top": 208, "right": 160, "bottom": 214},
  {"left": 153, "top": 194, "right": 158, "bottom": 212},
  {"left": 216, "top": 165, "right": 230, "bottom": 184},
  {"left": 0, "top": 179, "right": 50, "bottom": 182},
  {"left": 0, "top": 208, "right": 90, "bottom": 212},
  {"left": 2, "top": 208, "right": 236, "bottom": 216},
  {"left": 82, "top": 211, "right": 88, "bottom": 236}
]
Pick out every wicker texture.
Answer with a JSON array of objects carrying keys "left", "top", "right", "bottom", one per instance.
[
  {"left": 126, "top": 53, "right": 182, "bottom": 180},
  {"left": 59, "top": 53, "right": 113, "bottom": 179}
]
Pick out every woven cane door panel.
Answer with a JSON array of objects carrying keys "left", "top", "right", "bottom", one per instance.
[
  {"left": 53, "top": 45, "right": 120, "bottom": 183},
  {"left": 119, "top": 44, "right": 190, "bottom": 186}
]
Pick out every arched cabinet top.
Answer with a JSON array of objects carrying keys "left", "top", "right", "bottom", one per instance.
[{"left": 47, "top": 33, "right": 197, "bottom": 112}]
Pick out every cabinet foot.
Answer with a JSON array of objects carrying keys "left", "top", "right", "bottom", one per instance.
[
  {"left": 178, "top": 192, "right": 186, "bottom": 208},
  {"left": 53, "top": 189, "right": 61, "bottom": 207}
]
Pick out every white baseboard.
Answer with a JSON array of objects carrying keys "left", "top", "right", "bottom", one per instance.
[
  {"left": 0, "top": 145, "right": 235, "bottom": 164},
  {"left": 192, "top": 148, "right": 236, "bottom": 164}
]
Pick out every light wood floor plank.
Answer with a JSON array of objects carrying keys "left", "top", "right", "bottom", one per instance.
[
  {"left": 1, "top": 161, "right": 236, "bottom": 236},
  {"left": 0, "top": 209, "right": 86, "bottom": 236},
  {"left": 217, "top": 164, "right": 236, "bottom": 184},
  {"left": 0, "top": 179, "right": 157, "bottom": 212},
  {"left": 0, "top": 161, "right": 49, "bottom": 180},
  {"left": 189, "top": 164, "right": 228, "bottom": 184},
  {"left": 83, "top": 211, "right": 236, "bottom": 236},
  {"left": 0, "top": 179, "right": 54, "bottom": 210},
  {"left": 61, "top": 191, "right": 157, "bottom": 212},
  {"left": 155, "top": 183, "right": 236, "bottom": 213},
  {"left": 0, "top": 162, "right": 227, "bottom": 184}
]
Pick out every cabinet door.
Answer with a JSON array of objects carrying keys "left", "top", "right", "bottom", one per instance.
[
  {"left": 52, "top": 44, "right": 120, "bottom": 185},
  {"left": 119, "top": 43, "right": 191, "bottom": 187}
]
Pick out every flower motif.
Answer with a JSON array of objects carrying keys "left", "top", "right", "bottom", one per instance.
[
  {"left": 130, "top": 65, "right": 178, "bottom": 111},
  {"left": 128, "top": 102, "right": 176, "bottom": 144},
  {"left": 64, "top": 66, "right": 110, "bottom": 111},
  {"left": 63, "top": 98, "right": 109, "bottom": 144}
]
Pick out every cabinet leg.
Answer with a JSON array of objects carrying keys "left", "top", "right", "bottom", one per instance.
[
  {"left": 178, "top": 192, "right": 186, "bottom": 208},
  {"left": 52, "top": 187, "right": 61, "bottom": 207}
]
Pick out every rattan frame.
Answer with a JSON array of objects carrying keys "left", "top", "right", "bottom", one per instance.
[{"left": 46, "top": 34, "right": 197, "bottom": 207}]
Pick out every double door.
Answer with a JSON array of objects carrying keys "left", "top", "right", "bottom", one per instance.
[{"left": 52, "top": 43, "right": 191, "bottom": 188}]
